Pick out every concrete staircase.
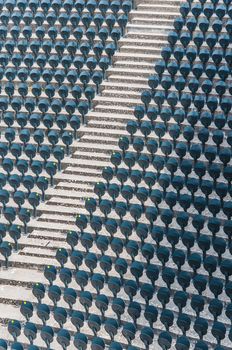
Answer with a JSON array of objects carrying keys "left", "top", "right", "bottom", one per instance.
[{"left": 0, "top": 0, "right": 182, "bottom": 347}]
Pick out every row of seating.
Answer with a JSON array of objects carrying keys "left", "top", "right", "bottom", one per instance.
[
  {"left": 0, "top": 0, "right": 132, "bottom": 267},
  {"left": 0, "top": 0, "right": 132, "bottom": 17},
  {"left": 36, "top": 0, "right": 232, "bottom": 348},
  {"left": 2, "top": 0, "right": 232, "bottom": 349}
]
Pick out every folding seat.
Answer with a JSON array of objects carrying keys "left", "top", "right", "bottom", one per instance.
[
  {"left": 160, "top": 75, "right": 171, "bottom": 94},
  {"left": 0, "top": 242, "right": 13, "bottom": 267},
  {"left": 215, "top": 4, "right": 226, "bottom": 19},
  {"left": 42, "top": 70, "right": 53, "bottom": 87},
  {"left": 13, "top": 191, "right": 25, "bottom": 210},
  {"left": 88, "top": 314, "right": 102, "bottom": 337},
  {"left": 10, "top": 25, "right": 20, "bottom": 41},
  {"left": 45, "top": 161, "right": 57, "bottom": 187},
  {"left": 9, "top": 225, "right": 21, "bottom": 251},
  {"left": 150, "top": 223, "right": 163, "bottom": 247},
  {"left": 209, "top": 299, "right": 223, "bottom": 322},
  {"left": 115, "top": 201, "right": 127, "bottom": 222},
  {"left": 48, "top": 26, "right": 58, "bottom": 42},
  {"left": 95, "top": 234, "right": 109, "bottom": 255},
  {"left": 219, "top": 148, "right": 232, "bottom": 167},
  {"left": 160, "top": 47, "right": 171, "bottom": 65},
  {"left": 54, "top": 41, "right": 66, "bottom": 58},
  {"left": 106, "top": 14, "right": 116, "bottom": 33},
  {"left": 59, "top": 267, "right": 72, "bottom": 288},
  {"left": 48, "top": 284, "right": 61, "bottom": 307},
  {"left": 180, "top": 31, "right": 191, "bottom": 48},
  {"left": 211, "top": 321, "right": 226, "bottom": 345},
  {"left": 59, "top": 13, "right": 69, "bottom": 26},
  {"left": 22, "top": 175, "right": 35, "bottom": 196},
  {"left": 200, "top": 180, "right": 213, "bottom": 202},
  {"left": 82, "top": 13, "right": 93, "bottom": 31},
  {"left": 132, "top": 138, "right": 144, "bottom": 158},
  {"left": 91, "top": 273, "right": 105, "bottom": 295},
  {"left": 41, "top": 325, "right": 54, "bottom": 349},
  {"left": 87, "top": 16, "right": 99, "bottom": 36},
  {"left": 8, "top": 320, "right": 21, "bottom": 341},
  {"left": 218, "top": 65, "right": 229, "bottom": 82},
  {"left": 125, "top": 240, "right": 138, "bottom": 262},
  {"left": 74, "top": 333, "right": 88, "bottom": 350},
  {"left": 69, "top": 12, "right": 80, "bottom": 27},
  {"left": 180, "top": 93, "right": 192, "bottom": 112},
  {"left": 193, "top": 274, "right": 207, "bottom": 297},
  {"left": 60, "top": 26, "right": 71, "bottom": 43},
  {"left": 86, "top": 0, "right": 97, "bottom": 16},
  {"left": 75, "top": 269, "right": 88, "bottom": 291},
  {"left": 19, "top": 324, "right": 32, "bottom": 344},
  {"left": 206, "top": 33, "right": 217, "bottom": 51},
  {"left": 80, "top": 290, "right": 93, "bottom": 316},
  {"left": 80, "top": 232, "right": 94, "bottom": 253},
  {"left": 194, "top": 317, "right": 208, "bottom": 339},
  {"left": 162, "top": 266, "right": 175, "bottom": 289},
  {"left": 75, "top": 0, "right": 84, "bottom": 14},
  {"left": 68, "top": 309, "right": 84, "bottom": 333},
  {"left": 70, "top": 250, "right": 83, "bottom": 271},
  {"left": 9, "top": 174, "right": 21, "bottom": 193},
  {"left": 5, "top": 66, "right": 17, "bottom": 83},
  {"left": 64, "top": 287, "right": 77, "bottom": 310},
  {"left": 85, "top": 252, "right": 98, "bottom": 274},
  {"left": 157, "top": 246, "right": 170, "bottom": 268},
  {"left": 173, "top": 17, "right": 185, "bottom": 35},
  {"left": 51, "top": 0, "right": 62, "bottom": 15},
  {"left": 122, "top": 323, "right": 136, "bottom": 345},
  {"left": 48, "top": 130, "right": 59, "bottom": 148},
  {"left": 177, "top": 270, "right": 192, "bottom": 292},
  {"left": 56, "top": 247, "right": 68, "bottom": 268},
  {"left": 203, "top": 255, "right": 217, "bottom": 278},
  {"left": 111, "top": 28, "right": 121, "bottom": 49},
  {"left": 209, "top": 277, "right": 224, "bottom": 299},
  {"left": 105, "top": 43, "right": 116, "bottom": 65},
  {"left": 158, "top": 331, "right": 172, "bottom": 350},
  {"left": 30, "top": 41, "right": 41, "bottom": 57},
  {"left": 32, "top": 282, "right": 45, "bottom": 304},
  {"left": 12, "top": 10, "right": 21, "bottom": 25},
  {"left": 160, "top": 309, "right": 174, "bottom": 331},
  {"left": 22, "top": 25, "right": 32, "bottom": 41},
  {"left": 167, "top": 61, "right": 178, "bottom": 81},
  {"left": 218, "top": 34, "right": 230, "bottom": 52},
  {"left": 193, "top": 33, "right": 204, "bottom": 52},
  {"left": 34, "top": 12, "right": 45, "bottom": 26},
  {"left": 165, "top": 189, "right": 177, "bottom": 210},
  {"left": 44, "top": 265, "right": 57, "bottom": 286},
  {"left": 5, "top": 127, "right": 16, "bottom": 147},
  {"left": 20, "top": 301, "right": 33, "bottom": 322},
  {"left": 0, "top": 10, "right": 10, "bottom": 26},
  {"left": 140, "top": 327, "right": 154, "bottom": 349},
  {"left": 4, "top": 82, "right": 15, "bottom": 102},
  {"left": 73, "top": 28, "right": 84, "bottom": 47},
  {"left": 148, "top": 106, "right": 158, "bottom": 124},
  {"left": 197, "top": 234, "right": 210, "bottom": 260},
  {"left": 212, "top": 49, "right": 223, "bottom": 67}
]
